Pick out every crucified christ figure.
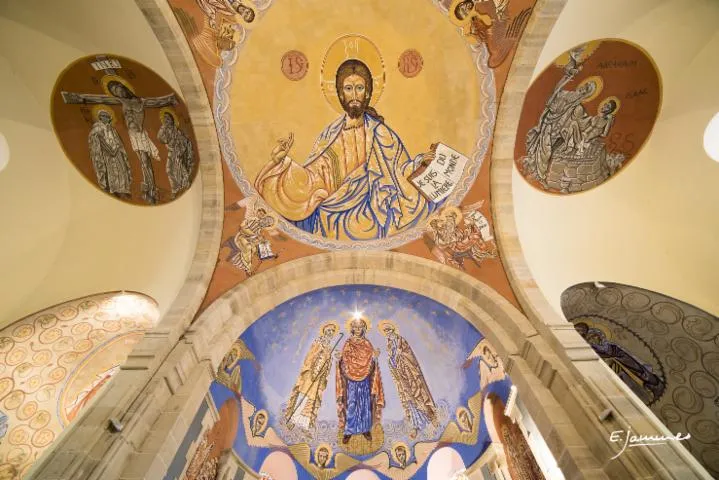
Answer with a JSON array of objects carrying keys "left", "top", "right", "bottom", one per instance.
[{"left": 62, "top": 79, "right": 177, "bottom": 204}]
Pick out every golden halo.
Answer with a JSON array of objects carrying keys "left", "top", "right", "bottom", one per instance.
[
  {"left": 455, "top": 406, "right": 472, "bottom": 429},
  {"left": 577, "top": 76, "right": 604, "bottom": 103},
  {"left": 159, "top": 107, "right": 179, "bottom": 124},
  {"left": 598, "top": 96, "right": 621, "bottom": 114},
  {"left": 318, "top": 321, "right": 340, "bottom": 335},
  {"left": 378, "top": 320, "right": 398, "bottom": 336},
  {"left": 314, "top": 443, "right": 333, "bottom": 464},
  {"left": 442, "top": 206, "right": 464, "bottom": 224},
  {"left": 321, "top": 34, "right": 385, "bottom": 114},
  {"left": 345, "top": 316, "right": 371, "bottom": 333},
  {"left": 100, "top": 75, "right": 135, "bottom": 96},
  {"left": 252, "top": 409, "right": 269, "bottom": 434},
  {"left": 391, "top": 441, "right": 410, "bottom": 464},
  {"left": 91, "top": 105, "right": 116, "bottom": 123}
]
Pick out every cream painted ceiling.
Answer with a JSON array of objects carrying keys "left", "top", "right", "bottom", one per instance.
[
  {"left": 514, "top": 0, "right": 719, "bottom": 318},
  {"left": 0, "top": 0, "right": 202, "bottom": 327}
]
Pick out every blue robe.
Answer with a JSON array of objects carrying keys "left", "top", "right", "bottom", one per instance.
[
  {"left": 256, "top": 113, "right": 440, "bottom": 240},
  {"left": 344, "top": 377, "right": 373, "bottom": 435}
]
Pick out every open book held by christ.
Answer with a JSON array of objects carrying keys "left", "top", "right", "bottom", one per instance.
[{"left": 409, "top": 143, "right": 470, "bottom": 203}]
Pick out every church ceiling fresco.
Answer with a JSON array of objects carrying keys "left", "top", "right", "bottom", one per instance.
[
  {"left": 201, "top": 285, "right": 512, "bottom": 479},
  {"left": 51, "top": 55, "right": 200, "bottom": 206},
  {"left": 515, "top": 39, "right": 661, "bottom": 194},
  {"left": 166, "top": 0, "right": 539, "bottom": 311},
  {"left": 0, "top": 292, "right": 158, "bottom": 479},
  {"left": 562, "top": 282, "right": 719, "bottom": 477}
]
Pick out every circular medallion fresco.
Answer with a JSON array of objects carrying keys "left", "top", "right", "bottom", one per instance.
[
  {"left": 210, "top": 285, "right": 512, "bottom": 479},
  {"left": 51, "top": 54, "right": 200, "bottom": 205},
  {"left": 515, "top": 39, "right": 661, "bottom": 194},
  {"left": 215, "top": 0, "right": 496, "bottom": 250}
]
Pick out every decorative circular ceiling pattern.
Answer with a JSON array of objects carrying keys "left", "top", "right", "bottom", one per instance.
[
  {"left": 0, "top": 291, "right": 158, "bottom": 478},
  {"left": 562, "top": 282, "right": 719, "bottom": 477}
]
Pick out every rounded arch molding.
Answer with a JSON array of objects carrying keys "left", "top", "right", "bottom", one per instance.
[
  {"left": 490, "top": 0, "right": 572, "bottom": 332},
  {"left": 187, "top": 251, "right": 604, "bottom": 479},
  {"left": 29, "top": 258, "right": 706, "bottom": 479},
  {"left": 133, "top": 0, "right": 224, "bottom": 335}
]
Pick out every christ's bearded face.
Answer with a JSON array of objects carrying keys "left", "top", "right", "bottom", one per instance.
[
  {"left": 340, "top": 74, "right": 369, "bottom": 119},
  {"left": 108, "top": 82, "right": 132, "bottom": 99}
]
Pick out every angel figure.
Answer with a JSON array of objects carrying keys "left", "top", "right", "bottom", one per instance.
[
  {"left": 467, "top": 338, "right": 507, "bottom": 391},
  {"left": 565, "top": 45, "right": 586, "bottom": 78},
  {"left": 240, "top": 397, "right": 286, "bottom": 449},
  {"left": 451, "top": 0, "right": 533, "bottom": 68},
  {"left": 195, "top": 0, "right": 254, "bottom": 29},
  {"left": 439, "top": 392, "right": 483, "bottom": 445},
  {"left": 176, "top": 4, "right": 242, "bottom": 69},
  {"left": 222, "top": 198, "right": 280, "bottom": 276},
  {"left": 364, "top": 441, "right": 438, "bottom": 480},
  {"left": 287, "top": 443, "right": 359, "bottom": 480},
  {"left": 216, "top": 339, "right": 254, "bottom": 395}
]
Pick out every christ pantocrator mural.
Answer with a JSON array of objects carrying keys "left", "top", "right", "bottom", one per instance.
[
  {"left": 218, "top": 6, "right": 495, "bottom": 250},
  {"left": 255, "top": 54, "right": 441, "bottom": 241}
]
